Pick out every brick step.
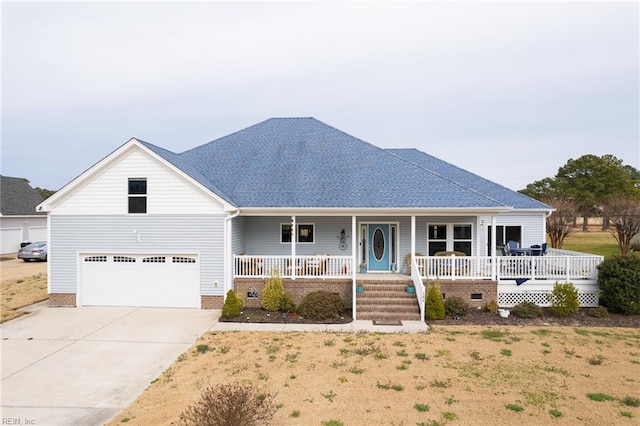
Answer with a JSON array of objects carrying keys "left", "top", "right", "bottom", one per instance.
[
  {"left": 357, "top": 297, "right": 418, "bottom": 306},
  {"left": 358, "top": 304, "right": 420, "bottom": 314},
  {"left": 357, "top": 311, "right": 422, "bottom": 321},
  {"left": 358, "top": 290, "right": 415, "bottom": 298}
]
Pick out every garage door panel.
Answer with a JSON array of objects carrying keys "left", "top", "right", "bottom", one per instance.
[
  {"left": 80, "top": 254, "right": 199, "bottom": 308},
  {"left": 1, "top": 228, "right": 22, "bottom": 255}
]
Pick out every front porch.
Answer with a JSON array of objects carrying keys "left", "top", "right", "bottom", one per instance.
[{"left": 233, "top": 250, "right": 603, "bottom": 321}]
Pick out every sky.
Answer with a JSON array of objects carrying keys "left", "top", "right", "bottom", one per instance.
[{"left": 2, "top": 0, "right": 638, "bottom": 192}]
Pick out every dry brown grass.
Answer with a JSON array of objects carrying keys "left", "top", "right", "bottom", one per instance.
[
  {"left": 1, "top": 273, "right": 48, "bottom": 323},
  {"left": 108, "top": 327, "right": 640, "bottom": 425}
]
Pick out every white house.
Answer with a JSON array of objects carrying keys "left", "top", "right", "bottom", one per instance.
[{"left": 38, "top": 118, "right": 601, "bottom": 320}]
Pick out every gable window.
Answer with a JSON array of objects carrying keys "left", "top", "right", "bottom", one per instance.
[
  {"left": 128, "top": 178, "right": 147, "bottom": 214},
  {"left": 281, "top": 223, "right": 315, "bottom": 244}
]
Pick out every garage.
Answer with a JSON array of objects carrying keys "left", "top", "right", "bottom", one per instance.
[
  {"left": 1, "top": 228, "right": 22, "bottom": 255},
  {"left": 28, "top": 226, "right": 47, "bottom": 242},
  {"left": 80, "top": 253, "right": 200, "bottom": 308}
]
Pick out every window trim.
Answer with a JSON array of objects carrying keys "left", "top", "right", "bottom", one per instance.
[
  {"left": 128, "top": 178, "right": 147, "bottom": 214},
  {"left": 280, "top": 223, "right": 315, "bottom": 244},
  {"left": 427, "top": 223, "right": 473, "bottom": 256}
]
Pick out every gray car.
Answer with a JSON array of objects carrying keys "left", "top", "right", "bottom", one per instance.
[{"left": 17, "top": 241, "right": 48, "bottom": 262}]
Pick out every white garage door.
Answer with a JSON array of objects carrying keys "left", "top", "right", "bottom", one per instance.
[
  {"left": 1, "top": 228, "right": 22, "bottom": 255},
  {"left": 28, "top": 227, "right": 47, "bottom": 242},
  {"left": 80, "top": 254, "right": 200, "bottom": 308}
]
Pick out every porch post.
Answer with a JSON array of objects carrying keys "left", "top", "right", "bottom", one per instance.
[
  {"left": 411, "top": 215, "right": 416, "bottom": 272},
  {"left": 352, "top": 215, "right": 357, "bottom": 319},
  {"left": 491, "top": 215, "right": 497, "bottom": 279},
  {"left": 291, "top": 215, "right": 296, "bottom": 280}
]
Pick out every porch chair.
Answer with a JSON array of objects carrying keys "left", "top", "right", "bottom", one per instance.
[
  {"left": 541, "top": 243, "right": 548, "bottom": 255},
  {"left": 506, "top": 241, "right": 519, "bottom": 254}
]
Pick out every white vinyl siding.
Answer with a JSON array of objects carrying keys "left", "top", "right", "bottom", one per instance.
[
  {"left": 49, "top": 215, "right": 224, "bottom": 297},
  {"left": 51, "top": 148, "right": 224, "bottom": 215},
  {"left": 479, "top": 213, "right": 546, "bottom": 256}
]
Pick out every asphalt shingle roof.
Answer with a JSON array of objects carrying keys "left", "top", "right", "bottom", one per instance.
[
  {"left": 142, "top": 118, "right": 551, "bottom": 210},
  {"left": 1, "top": 176, "right": 45, "bottom": 215}
]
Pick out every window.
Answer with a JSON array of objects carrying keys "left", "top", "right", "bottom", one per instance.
[
  {"left": 427, "top": 225, "right": 447, "bottom": 255},
  {"left": 128, "top": 178, "right": 147, "bottom": 214},
  {"left": 487, "top": 225, "right": 522, "bottom": 255},
  {"left": 427, "top": 223, "right": 473, "bottom": 256},
  {"left": 281, "top": 223, "right": 315, "bottom": 244}
]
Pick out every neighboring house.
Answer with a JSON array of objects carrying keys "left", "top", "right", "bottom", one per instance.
[
  {"left": 38, "top": 118, "right": 602, "bottom": 319},
  {"left": 0, "top": 176, "right": 47, "bottom": 255}
]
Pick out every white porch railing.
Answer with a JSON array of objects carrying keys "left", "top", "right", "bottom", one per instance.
[
  {"left": 415, "top": 252, "right": 603, "bottom": 282},
  {"left": 234, "top": 255, "right": 353, "bottom": 279},
  {"left": 410, "top": 257, "right": 426, "bottom": 322}
]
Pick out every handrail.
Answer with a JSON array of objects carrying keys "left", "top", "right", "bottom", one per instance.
[{"left": 411, "top": 257, "right": 425, "bottom": 322}]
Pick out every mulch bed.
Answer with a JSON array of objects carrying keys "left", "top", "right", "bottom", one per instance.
[{"left": 219, "top": 307, "right": 640, "bottom": 327}]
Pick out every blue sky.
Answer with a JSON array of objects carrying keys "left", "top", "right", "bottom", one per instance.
[{"left": 2, "top": 1, "right": 638, "bottom": 192}]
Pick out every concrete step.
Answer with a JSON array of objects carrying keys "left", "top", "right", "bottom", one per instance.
[{"left": 357, "top": 311, "right": 422, "bottom": 321}]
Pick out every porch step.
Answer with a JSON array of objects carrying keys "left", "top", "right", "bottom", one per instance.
[{"left": 356, "top": 280, "right": 421, "bottom": 321}]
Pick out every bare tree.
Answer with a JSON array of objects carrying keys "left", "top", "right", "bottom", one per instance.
[
  {"left": 544, "top": 197, "right": 578, "bottom": 249},
  {"left": 604, "top": 196, "right": 640, "bottom": 256}
]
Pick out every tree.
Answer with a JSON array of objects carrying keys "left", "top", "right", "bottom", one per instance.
[
  {"left": 555, "top": 154, "right": 636, "bottom": 231},
  {"left": 543, "top": 196, "right": 578, "bottom": 248},
  {"left": 519, "top": 177, "right": 560, "bottom": 200},
  {"left": 603, "top": 196, "right": 640, "bottom": 256},
  {"left": 34, "top": 187, "right": 56, "bottom": 200}
]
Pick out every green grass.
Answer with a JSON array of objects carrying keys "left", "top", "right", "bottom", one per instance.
[
  {"left": 587, "top": 393, "right": 615, "bottom": 402},
  {"left": 560, "top": 230, "right": 620, "bottom": 258},
  {"left": 505, "top": 403, "right": 524, "bottom": 413}
]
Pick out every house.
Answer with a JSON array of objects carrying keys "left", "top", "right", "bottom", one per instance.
[
  {"left": 38, "top": 118, "right": 602, "bottom": 319},
  {"left": 0, "top": 176, "right": 47, "bottom": 255}
]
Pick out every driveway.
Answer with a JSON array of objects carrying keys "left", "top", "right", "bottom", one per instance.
[{"left": 1, "top": 304, "right": 218, "bottom": 425}]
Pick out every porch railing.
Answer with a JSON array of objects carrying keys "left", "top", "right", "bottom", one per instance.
[
  {"left": 234, "top": 255, "right": 353, "bottom": 279},
  {"left": 415, "top": 252, "right": 603, "bottom": 282},
  {"left": 410, "top": 257, "right": 426, "bottom": 322}
]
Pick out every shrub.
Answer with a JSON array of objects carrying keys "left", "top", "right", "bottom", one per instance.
[
  {"left": 425, "top": 283, "right": 445, "bottom": 320},
  {"left": 597, "top": 254, "right": 640, "bottom": 314},
  {"left": 279, "top": 292, "right": 296, "bottom": 313},
  {"left": 588, "top": 306, "right": 609, "bottom": 318},
  {"left": 221, "top": 290, "right": 244, "bottom": 318},
  {"left": 262, "top": 270, "right": 286, "bottom": 312},
  {"left": 297, "top": 291, "right": 345, "bottom": 321},
  {"left": 484, "top": 299, "right": 498, "bottom": 314},
  {"left": 444, "top": 296, "right": 470, "bottom": 317},
  {"left": 178, "top": 381, "right": 277, "bottom": 426},
  {"left": 512, "top": 301, "right": 542, "bottom": 318},
  {"left": 548, "top": 282, "right": 579, "bottom": 317}
]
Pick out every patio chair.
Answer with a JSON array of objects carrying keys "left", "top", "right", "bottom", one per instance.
[
  {"left": 541, "top": 243, "right": 548, "bottom": 255},
  {"left": 506, "top": 241, "right": 519, "bottom": 253}
]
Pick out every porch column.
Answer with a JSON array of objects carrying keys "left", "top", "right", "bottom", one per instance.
[
  {"left": 352, "top": 215, "right": 357, "bottom": 319},
  {"left": 491, "top": 215, "right": 497, "bottom": 279},
  {"left": 291, "top": 215, "right": 296, "bottom": 280},
  {"left": 411, "top": 215, "right": 416, "bottom": 273}
]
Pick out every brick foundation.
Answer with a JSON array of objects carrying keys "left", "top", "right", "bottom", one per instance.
[
  {"left": 49, "top": 293, "right": 77, "bottom": 307},
  {"left": 234, "top": 278, "right": 353, "bottom": 308},
  {"left": 433, "top": 280, "right": 498, "bottom": 308},
  {"left": 201, "top": 295, "right": 224, "bottom": 309}
]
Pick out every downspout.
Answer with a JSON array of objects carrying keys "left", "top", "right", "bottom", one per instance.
[{"left": 224, "top": 209, "right": 241, "bottom": 297}]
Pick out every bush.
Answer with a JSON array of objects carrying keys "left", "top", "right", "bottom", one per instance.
[
  {"left": 425, "top": 283, "right": 445, "bottom": 320},
  {"left": 279, "top": 292, "right": 296, "bottom": 313},
  {"left": 297, "top": 291, "right": 345, "bottom": 321},
  {"left": 511, "top": 301, "right": 542, "bottom": 318},
  {"left": 444, "top": 296, "right": 470, "bottom": 317},
  {"left": 179, "top": 381, "right": 276, "bottom": 426},
  {"left": 597, "top": 254, "right": 640, "bottom": 314},
  {"left": 221, "top": 290, "right": 244, "bottom": 318},
  {"left": 587, "top": 306, "right": 609, "bottom": 318},
  {"left": 484, "top": 299, "right": 498, "bottom": 314},
  {"left": 548, "top": 282, "right": 579, "bottom": 317},
  {"left": 262, "top": 270, "right": 286, "bottom": 312}
]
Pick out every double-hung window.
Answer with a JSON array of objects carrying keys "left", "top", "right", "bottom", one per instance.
[
  {"left": 427, "top": 223, "right": 472, "bottom": 256},
  {"left": 128, "top": 178, "right": 147, "bottom": 214},
  {"left": 281, "top": 223, "right": 315, "bottom": 244}
]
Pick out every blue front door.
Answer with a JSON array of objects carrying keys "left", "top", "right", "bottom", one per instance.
[{"left": 368, "top": 224, "right": 390, "bottom": 271}]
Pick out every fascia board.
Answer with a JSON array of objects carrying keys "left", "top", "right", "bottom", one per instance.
[{"left": 237, "top": 207, "right": 515, "bottom": 217}]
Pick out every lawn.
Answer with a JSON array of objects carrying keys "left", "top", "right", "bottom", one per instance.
[
  {"left": 1, "top": 273, "right": 48, "bottom": 323},
  {"left": 109, "top": 327, "right": 640, "bottom": 425},
  {"left": 557, "top": 228, "right": 621, "bottom": 258}
]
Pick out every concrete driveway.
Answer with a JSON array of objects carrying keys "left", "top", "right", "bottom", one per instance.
[{"left": 1, "top": 304, "right": 218, "bottom": 425}]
